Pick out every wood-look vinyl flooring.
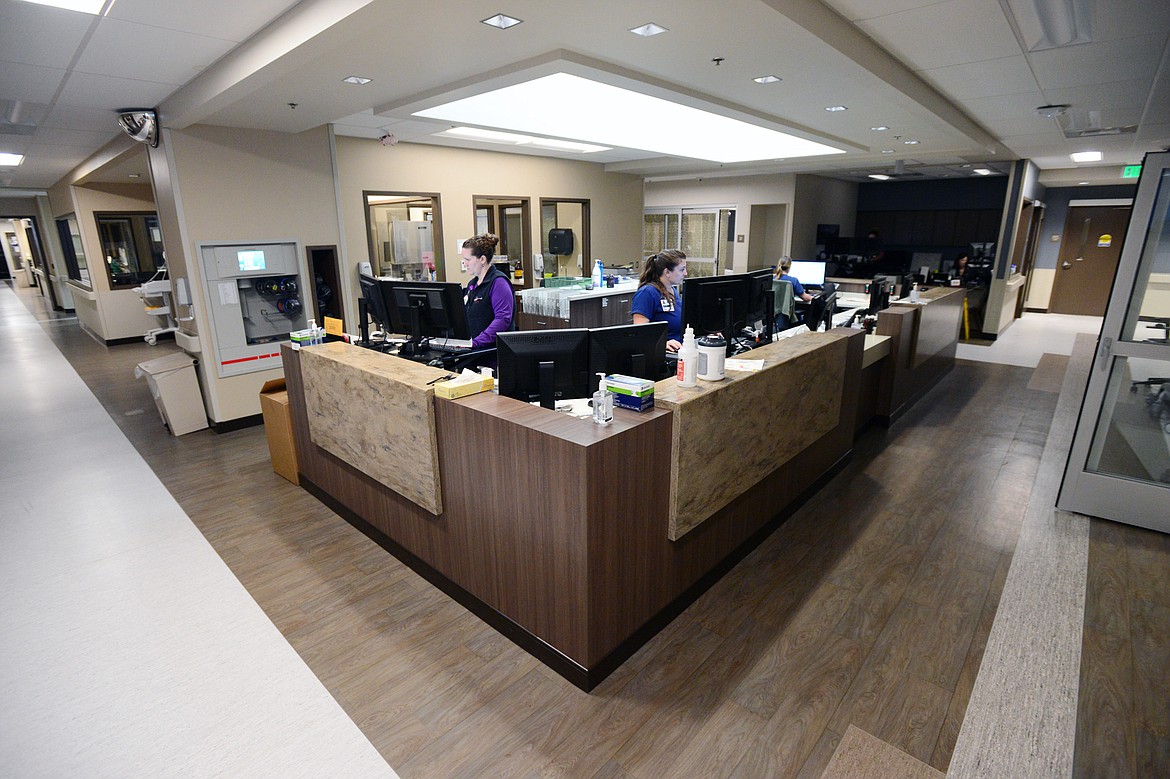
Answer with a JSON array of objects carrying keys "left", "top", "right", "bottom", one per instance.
[
  {"left": 19, "top": 287, "right": 1083, "bottom": 777},
  {"left": 1075, "top": 519, "right": 1170, "bottom": 778}
]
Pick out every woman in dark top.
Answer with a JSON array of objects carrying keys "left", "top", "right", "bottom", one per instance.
[
  {"left": 462, "top": 233, "right": 514, "bottom": 347},
  {"left": 631, "top": 249, "right": 687, "bottom": 352}
]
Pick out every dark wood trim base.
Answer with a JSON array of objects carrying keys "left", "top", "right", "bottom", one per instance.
[
  {"left": 302, "top": 450, "right": 852, "bottom": 692},
  {"left": 210, "top": 413, "right": 262, "bottom": 434}
]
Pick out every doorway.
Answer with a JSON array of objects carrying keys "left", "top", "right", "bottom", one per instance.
[
  {"left": 1048, "top": 204, "right": 1131, "bottom": 316},
  {"left": 473, "top": 196, "right": 531, "bottom": 287}
]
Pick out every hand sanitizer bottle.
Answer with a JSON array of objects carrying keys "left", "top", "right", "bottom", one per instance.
[
  {"left": 591, "top": 258, "right": 604, "bottom": 290},
  {"left": 592, "top": 373, "right": 613, "bottom": 425},
  {"left": 676, "top": 326, "right": 698, "bottom": 387}
]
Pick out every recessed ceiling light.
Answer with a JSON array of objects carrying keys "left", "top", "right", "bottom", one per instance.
[
  {"left": 868, "top": 174, "right": 891, "bottom": 180},
  {"left": 904, "top": 139, "right": 920, "bottom": 145},
  {"left": 18, "top": 0, "right": 108, "bottom": 13},
  {"left": 128, "top": 173, "right": 141, "bottom": 179},
  {"left": 1071, "top": 150, "right": 1102, "bottom": 162},
  {"left": 629, "top": 22, "right": 668, "bottom": 36},
  {"left": 435, "top": 126, "right": 609, "bottom": 153},
  {"left": 1078, "top": 181, "right": 1090, "bottom": 185},
  {"left": 0, "top": 153, "right": 24, "bottom": 166},
  {"left": 870, "top": 125, "right": 890, "bottom": 131},
  {"left": 754, "top": 75, "right": 782, "bottom": 84},
  {"left": 881, "top": 149, "right": 895, "bottom": 154},
  {"left": 973, "top": 168, "right": 992, "bottom": 175},
  {"left": 481, "top": 13, "right": 522, "bottom": 29},
  {"left": 825, "top": 105, "right": 848, "bottom": 112},
  {"left": 342, "top": 75, "right": 372, "bottom": 85},
  {"left": 414, "top": 72, "right": 846, "bottom": 164}
]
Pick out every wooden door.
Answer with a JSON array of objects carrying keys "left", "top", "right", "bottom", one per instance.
[{"left": 1049, "top": 205, "right": 1131, "bottom": 316}]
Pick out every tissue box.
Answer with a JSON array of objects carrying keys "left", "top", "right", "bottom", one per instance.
[
  {"left": 604, "top": 374, "right": 655, "bottom": 412},
  {"left": 434, "top": 374, "right": 494, "bottom": 399}
]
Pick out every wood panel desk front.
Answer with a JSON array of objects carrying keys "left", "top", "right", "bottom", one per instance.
[{"left": 284, "top": 331, "right": 864, "bottom": 689}]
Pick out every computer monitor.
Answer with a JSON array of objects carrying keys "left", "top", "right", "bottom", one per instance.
[
  {"left": 789, "top": 260, "right": 827, "bottom": 287},
  {"left": 382, "top": 279, "right": 471, "bottom": 355},
  {"left": 867, "top": 275, "right": 890, "bottom": 314},
  {"left": 588, "top": 321, "right": 668, "bottom": 391},
  {"left": 682, "top": 273, "right": 755, "bottom": 354},
  {"left": 359, "top": 273, "right": 391, "bottom": 341},
  {"left": 745, "top": 268, "right": 776, "bottom": 341},
  {"left": 497, "top": 329, "right": 591, "bottom": 410},
  {"left": 805, "top": 282, "right": 838, "bottom": 331}
]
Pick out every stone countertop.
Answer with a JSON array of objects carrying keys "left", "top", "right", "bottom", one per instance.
[
  {"left": 520, "top": 283, "right": 639, "bottom": 302},
  {"left": 863, "top": 334, "right": 891, "bottom": 369},
  {"left": 298, "top": 343, "right": 448, "bottom": 515},
  {"left": 891, "top": 286, "right": 966, "bottom": 306},
  {"left": 654, "top": 330, "right": 853, "bottom": 540}
]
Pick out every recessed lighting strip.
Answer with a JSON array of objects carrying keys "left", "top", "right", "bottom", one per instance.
[{"left": 415, "top": 73, "right": 845, "bottom": 163}]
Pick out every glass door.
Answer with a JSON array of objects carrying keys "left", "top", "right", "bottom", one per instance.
[{"left": 1059, "top": 151, "right": 1170, "bottom": 532}]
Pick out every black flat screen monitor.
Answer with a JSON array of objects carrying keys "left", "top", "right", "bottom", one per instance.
[
  {"left": 788, "top": 260, "right": 827, "bottom": 287},
  {"left": 381, "top": 279, "right": 471, "bottom": 354},
  {"left": 497, "top": 329, "right": 591, "bottom": 409},
  {"left": 359, "top": 273, "right": 392, "bottom": 338},
  {"left": 682, "top": 274, "right": 754, "bottom": 353},
  {"left": 746, "top": 268, "right": 776, "bottom": 340},
  {"left": 867, "top": 274, "right": 890, "bottom": 314},
  {"left": 588, "top": 321, "right": 668, "bottom": 391},
  {"left": 806, "top": 282, "right": 838, "bottom": 331}
]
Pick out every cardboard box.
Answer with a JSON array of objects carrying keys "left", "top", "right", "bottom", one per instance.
[{"left": 259, "top": 378, "right": 299, "bottom": 485}]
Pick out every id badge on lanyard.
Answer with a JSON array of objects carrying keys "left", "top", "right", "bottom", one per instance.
[{"left": 660, "top": 296, "right": 675, "bottom": 313}]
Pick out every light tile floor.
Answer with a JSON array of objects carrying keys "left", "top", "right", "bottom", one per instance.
[
  {"left": 0, "top": 284, "right": 396, "bottom": 778},
  {"left": 957, "top": 312, "right": 1103, "bottom": 368}
]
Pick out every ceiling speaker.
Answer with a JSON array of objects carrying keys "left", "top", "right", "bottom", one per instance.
[{"left": 116, "top": 108, "right": 159, "bottom": 147}]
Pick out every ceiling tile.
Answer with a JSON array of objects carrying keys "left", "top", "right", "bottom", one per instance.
[
  {"left": 1091, "top": 1, "right": 1170, "bottom": 43},
  {"left": 858, "top": 0, "right": 1020, "bottom": 71},
  {"left": 41, "top": 103, "right": 122, "bottom": 133},
  {"left": 0, "top": 2, "right": 92, "bottom": 69},
  {"left": 822, "top": 0, "right": 943, "bottom": 22},
  {"left": 959, "top": 91, "right": 1047, "bottom": 120},
  {"left": 75, "top": 17, "right": 238, "bottom": 86},
  {"left": 918, "top": 55, "right": 1040, "bottom": 100},
  {"left": 57, "top": 72, "right": 176, "bottom": 112},
  {"left": 106, "top": 0, "right": 300, "bottom": 43},
  {"left": 978, "top": 115, "right": 1062, "bottom": 137},
  {"left": 31, "top": 126, "right": 116, "bottom": 148},
  {"left": 1028, "top": 34, "right": 1164, "bottom": 90},
  {"left": 0, "top": 62, "right": 67, "bottom": 104}
]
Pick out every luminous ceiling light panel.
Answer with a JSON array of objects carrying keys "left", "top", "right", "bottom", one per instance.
[
  {"left": 414, "top": 73, "right": 845, "bottom": 163},
  {"left": 0, "top": 153, "right": 25, "bottom": 166},
  {"left": 871, "top": 125, "right": 889, "bottom": 131},
  {"left": 868, "top": 174, "right": 890, "bottom": 180},
  {"left": 18, "top": 0, "right": 107, "bottom": 12},
  {"left": 881, "top": 149, "right": 895, "bottom": 153},
  {"left": 342, "top": 76, "right": 372, "bottom": 85},
  {"left": 825, "top": 105, "right": 847, "bottom": 112},
  {"left": 1078, "top": 181, "right": 1090, "bottom": 185},
  {"left": 629, "top": 22, "right": 668, "bottom": 36},
  {"left": 903, "top": 139, "right": 920, "bottom": 145},
  {"left": 1071, "top": 150, "right": 1102, "bottom": 162},
  {"left": 973, "top": 168, "right": 992, "bottom": 175},
  {"left": 435, "top": 126, "right": 609, "bottom": 153},
  {"left": 754, "top": 75, "right": 782, "bottom": 84},
  {"left": 481, "top": 13, "right": 522, "bottom": 29}
]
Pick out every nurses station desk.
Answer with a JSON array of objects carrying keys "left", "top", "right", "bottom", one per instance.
[{"left": 280, "top": 295, "right": 959, "bottom": 690}]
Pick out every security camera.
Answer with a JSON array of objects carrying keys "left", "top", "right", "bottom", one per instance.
[{"left": 379, "top": 132, "right": 398, "bottom": 147}]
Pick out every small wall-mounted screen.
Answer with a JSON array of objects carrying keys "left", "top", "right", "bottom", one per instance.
[{"left": 237, "top": 250, "right": 266, "bottom": 271}]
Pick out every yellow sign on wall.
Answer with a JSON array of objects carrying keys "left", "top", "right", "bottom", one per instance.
[{"left": 1097, "top": 234, "right": 1112, "bottom": 248}]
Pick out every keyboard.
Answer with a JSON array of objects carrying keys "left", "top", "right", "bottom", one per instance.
[{"left": 429, "top": 339, "right": 474, "bottom": 353}]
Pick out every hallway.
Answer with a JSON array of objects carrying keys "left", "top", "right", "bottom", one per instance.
[{"left": 2, "top": 280, "right": 1166, "bottom": 777}]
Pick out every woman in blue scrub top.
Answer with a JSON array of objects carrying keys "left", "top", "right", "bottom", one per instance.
[{"left": 631, "top": 250, "right": 687, "bottom": 352}]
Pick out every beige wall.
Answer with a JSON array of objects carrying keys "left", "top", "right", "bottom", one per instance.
[
  {"left": 792, "top": 175, "right": 858, "bottom": 259},
  {"left": 59, "top": 183, "right": 161, "bottom": 340},
  {"left": 644, "top": 173, "right": 797, "bottom": 272},
  {"left": 150, "top": 124, "right": 341, "bottom": 423},
  {"left": 335, "top": 137, "right": 644, "bottom": 329}
]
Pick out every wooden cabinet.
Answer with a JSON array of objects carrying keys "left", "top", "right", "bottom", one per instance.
[{"left": 515, "top": 312, "right": 570, "bottom": 330}]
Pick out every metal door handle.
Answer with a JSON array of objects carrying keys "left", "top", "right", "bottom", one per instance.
[{"left": 1062, "top": 262, "right": 1072, "bottom": 269}]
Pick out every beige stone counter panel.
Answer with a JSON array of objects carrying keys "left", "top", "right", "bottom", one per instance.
[
  {"left": 656, "top": 331, "right": 850, "bottom": 540},
  {"left": 299, "top": 343, "right": 448, "bottom": 515}
]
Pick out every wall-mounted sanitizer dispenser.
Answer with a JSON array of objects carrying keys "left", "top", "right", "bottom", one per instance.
[{"left": 199, "top": 242, "right": 307, "bottom": 378}]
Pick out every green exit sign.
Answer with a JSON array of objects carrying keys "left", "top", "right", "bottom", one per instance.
[{"left": 1122, "top": 164, "right": 1142, "bottom": 179}]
